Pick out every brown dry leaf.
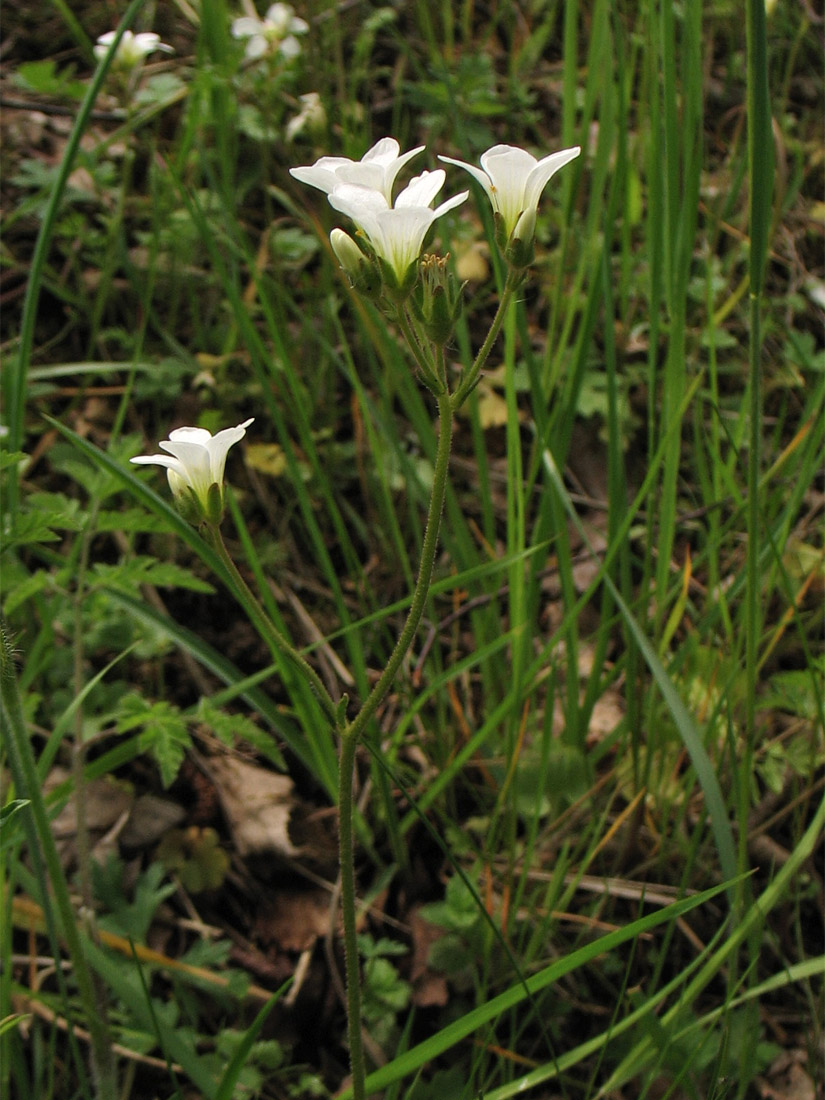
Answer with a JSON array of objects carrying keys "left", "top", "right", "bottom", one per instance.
[
  {"left": 254, "top": 888, "right": 330, "bottom": 952},
  {"left": 758, "top": 1051, "right": 817, "bottom": 1100},
  {"left": 586, "top": 690, "right": 625, "bottom": 746},
  {"left": 47, "top": 769, "right": 134, "bottom": 869},
  {"left": 409, "top": 906, "right": 448, "bottom": 1008},
  {"left": 208, "top": 756, "right": 298, "bottom": 859},
  {"left": 118, "top": 795, "right": 186, "bottom": 850}
]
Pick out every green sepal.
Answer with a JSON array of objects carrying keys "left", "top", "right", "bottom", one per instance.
[
  {"left": 174, "top": 487, "right": 205, "bottom": 527},
  {"left": 379, "top": 256, "right": 418, "bottom": 304},
  {"left": 505, "top": 232, "right": 535, "bottom": 271},
  {"left": 205, "top": 481, "right": 224, "bottom": 526}
]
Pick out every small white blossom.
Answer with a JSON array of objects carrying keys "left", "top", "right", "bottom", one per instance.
[
  {"left": 131, "top": 419, "right": 253, "bottom": 523},
  {"left": 290, "top": 137, "right": 425, "bottom": 205},
  {"left": 94, "top": 30, "right": 173, "bottom": 67},
  {"left": 231, "top": 4, "right": 308, "bottom": 60},
  {"left": 439, "top": 143, "right": 581, "bottom": 243},
  {"left": 328, "top": 170, "right": 467, "bottom": 289},
  {"left": 286, "top": 91, "right": 325, "bottom": 141}
]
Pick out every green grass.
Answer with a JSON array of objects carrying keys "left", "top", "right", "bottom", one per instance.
[{"left": 1, "top": 1, "right": 823, "bottom": 1098}]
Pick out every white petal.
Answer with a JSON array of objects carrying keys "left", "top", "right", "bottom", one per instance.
[
  {"left": 396, "top": 170, "right": 445, "bottom": 209},
  {"left": 432, "top": 189, "right": 469, "bottom": 218},
  {"left": 130, "top": 454, "right": 185, "bottom": 473},
  {"left": 206, "top": 419, "right": 254, "bottom": 483},
  {"left": 231, "top": 16, "right": 263, "bottom": 38},
  {"left": 523, "top": 146, "right": 581, "bottom": 211},
  {"left": 166, "top": 426, "right": 213, "bottom": 445},
  {"left": 438, "top": 155, "right": 495, "bottom": 202},
  {"left": 158, "top": 439, "right": 212, "bottom": 495},
  {"left": 279, "top": 35, "right": 301, "bottom": 58},
  {"left": 329, "top": 184, "right": 390, "bottom": 225},
  {"left": 362, "top": 138, "right": 401, "bottom": 165},
  {"left": 480, "top": 145, "right": 538, "bottom": 178},
  {"left": 245, "top": 35, "right": 269, "bottom": 59},
  {"left": 368, "top": 208, "right": 435, "bottom": 275},
  {"left": 133, "top": 33, "right": 161, "bottom": 53}
]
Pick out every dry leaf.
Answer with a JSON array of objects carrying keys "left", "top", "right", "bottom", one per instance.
[
  {"left": 254, "top": 888, "right": 330, "bottom": 951},
  {"left": 47, "top": 769, "right": 134, "bottom": 869},
  {"left": 409, "top": 906, "right": 448, "bottom": 1008},
  {"left": 119, "top": 795, "right": 186, "bottom": 849},
  {"left": 208, "top": 756, "right": 298, "bottom": 859}
]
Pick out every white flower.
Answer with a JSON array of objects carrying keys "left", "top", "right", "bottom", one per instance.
[
  {"left": 290, "top": 137, "right": 425, "bottom": 205},
  {"left": 328, "top": 170, "right": 468, "bottom": 290},
  {"left": 131, "top": 419, "right": 253, "bottom": 522},
  {"left": 286, "top": 91, "right": 325, "bottom": 141},
  {"left": 94, "top": 30, "right": 173, "bottom": 67},
  {"left": 439, "top": 143, "right": 581, "bottom": 242},
  {"left": 231, "top": 3, "right": 308, "bottom": 60}
]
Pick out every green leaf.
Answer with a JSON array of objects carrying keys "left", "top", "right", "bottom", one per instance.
[
  {"left": 419, "top": 873, "right": 481, "bottom": 933},
  {"left": 2, "top": 569, "right": 52, "bottom": 616},
  {"left": 194, "top": 697, "right": 286, "bottom": 769},
  {"left": 92, "top": 557, "right": 215, "bottom": 594},
  {"left": 94, "top": 857, "right": 176, "bottom": 942},
  {"left": 115, "top": 692, "right": 191, "bottom": 787}
]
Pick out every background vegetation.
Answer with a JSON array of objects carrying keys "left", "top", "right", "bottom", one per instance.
[{"left": 1, "top": 1, "right": 822, "bottom": 1098}]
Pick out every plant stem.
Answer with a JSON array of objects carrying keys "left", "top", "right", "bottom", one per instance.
[
  {"left": 205, "top": 523, "right": 340, "bottom": 728},
  {"left": 337, "top": 390, "right": 454, "bottom": 1099},
  {"left": 337, "top": 731, "right": 366, "bottom": 1100}
]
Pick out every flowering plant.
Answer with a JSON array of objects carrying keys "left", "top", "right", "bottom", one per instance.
[{"left": 130, "top": 132, "right": 580, "bottom": 1100}]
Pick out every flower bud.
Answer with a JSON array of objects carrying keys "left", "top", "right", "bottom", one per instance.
[{"left": 330, "top": 229, "right": 382, "bottom": 298}]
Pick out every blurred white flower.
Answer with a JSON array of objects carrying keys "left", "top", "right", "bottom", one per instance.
[
  {"left": 328, "top": 170, "right": 467, "bottom": 290},
  {"left": 286, "top": 92, "right": 325, "bottom": 141},
  {"left": 439, "top": 143, "right": 580, "bottom": 243},
  {"left": 231, "top": 3, "right": 308, "bottom": 60},
  {"left": 94, "top": 30, "right": 173, "bottom": 67},
  {"left": 131, "top": 419, "right": 253, "bottom": 523},
  {"left": 290, "top": 137, "right": 424, "bottom": 204}
]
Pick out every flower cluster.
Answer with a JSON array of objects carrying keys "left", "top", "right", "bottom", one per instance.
[
  {"left": 290, "top": 136, "right": 580, "bottom": 294},
  {"left": 291, "top": 139, "right": 467, "bottom": 295},
  {"left": 231, "top": 3, "right": 308, "bottom": 60}
]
